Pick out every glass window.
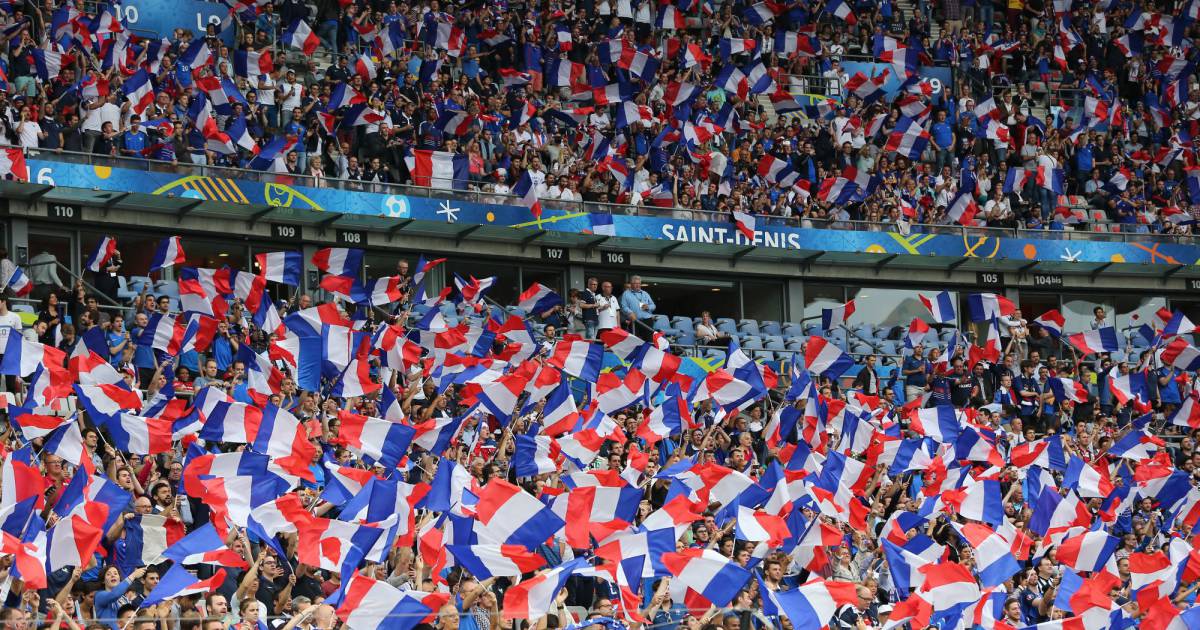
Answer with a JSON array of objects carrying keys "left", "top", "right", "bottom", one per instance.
[
  {"left": 1115, "top": 295, "right": 1167, "bottom": 333},
  {"left": 363, "top": 252, "right": 413, "bottom": 283},
  {"left": 846, "top": 287, "right": 951, "bottom": 330},
  {"left": 28, "top": 231, "right": 74, "bottom": 295},
  {"left": 802, "top": 284, "right": 845, "bottom": 325},
  {"left": 1062, "top": 294, "right": 1114, "bottom": 334},
  {"left": 444, "top": 259, "right": 519, "bottom": 306},
  {"left": 182, "top": 240, "right": 248, "bottom": 273},
  {"left": 520, "top": 266, "right": 565, "bottom": 295},
  {"left": 741, "top": 280, "right": 784, "bottom": 323},
  {"left": 635, "top": 275, "right": 737, "bottom": 320}
]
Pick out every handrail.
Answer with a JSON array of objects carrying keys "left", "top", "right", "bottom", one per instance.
[
  {"left": 23, "top": 259, "right": 123, "bottom": 308},
  {"left": 16, "top": 148, "right": 1199, "bottom": 247}
]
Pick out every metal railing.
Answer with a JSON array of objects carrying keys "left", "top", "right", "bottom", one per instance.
[{"left": 18, "top": 148, "right": 1200, "bottom": 247}]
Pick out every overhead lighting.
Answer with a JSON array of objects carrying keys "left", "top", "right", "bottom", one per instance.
[
  {"left": 218, "top": 253, "right": 229, "bottom": 257},
  {"left": 711, "top": 288, "right": 720, "bottom": 292}
]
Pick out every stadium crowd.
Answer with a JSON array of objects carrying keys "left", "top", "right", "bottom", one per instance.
[
  {"left": 0, "top": 0, "right": 1198, "bottom": 629},
  {"left": 0, "top": 0, "right": 1195, "bottom": 232},
  {"left": 0, "top": 234, "right": 1196, "bottom": 630}
]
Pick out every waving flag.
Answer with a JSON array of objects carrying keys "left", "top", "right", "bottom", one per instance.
[
  {"left": 86, "top": 236, "right": 118, "bottom": 273},
  {"left": 1034, "top": 309, "right": 1065, "bottom": 337},
  {"left": 312, "top": 248, "right": 364, "bottom": 276},
  {"left": 918, "top": 291, "right": 955, "bottom": 323},
  {"left": 142, "top": 565, "right": 226, "bottom": 606},
  {"left": 966, "top": 293, "right": 1015, "bottom": 322},
  {"left": 148, "top": 236, "right": 185, "bottom": 273},
  {"left": 662, "top": 549, "right": 752, "bottom": 607},
  {"left": 804, "top": 337, "right": 854, "bottom": 379},
  {"left": 335, "top": 573, "right": 448, "bottom": 630},
  {"left": 284, "top": 19, "right": 320, "bottom": 55},
  {"left": 1068, "top": 327, "right": 1120, "bottom": 355},
  {"left": 503, "top": 558, "right": 589, "bottom": 622},
  {"left": 0, "top": 148, "right": 28, "bottom": 181},
  {"left": 474, "top": 479, "right": 566, "bottom": 550},
  {"left": 820, "top": 300, "right": 856, "bottom": 330}
]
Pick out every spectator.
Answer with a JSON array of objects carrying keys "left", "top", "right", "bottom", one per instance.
[{"left": 619, "top": 275, "right": 655, "bottom": 331}]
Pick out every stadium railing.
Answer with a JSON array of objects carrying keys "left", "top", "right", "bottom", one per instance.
[{"left": 14, "top": 148, "right": 1195, "bottom": 245}]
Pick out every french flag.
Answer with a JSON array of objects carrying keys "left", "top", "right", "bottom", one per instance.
[
  {"left": 512, "top": 171, "right": 542, "bottom": 218},
  {"left": 284, "top": 19, "right": 320, "bottom": 55},
  {"left": 951, "top": 523, "right": 1020, "bottom": 588},
  {"left": 122, "top": 69, "right": 155, "bottom": 115},
  {"left": 434, "top": 109, "right": 474, "bottom": 136},
  {"left": 734, "top": 505, "right": 790, "bottom": 545},
  {"left": 1003, "top": 166, "right": 1030, "bottom": 193},
  {"left": 232, "top": 48, "right": 273, "bottom": 78},
  {"left": 148, "top": 236, "right": 185, "bottom": 273},
  {"left": 337, "top": 409, "right": 415, "bottom": 470},
  {"left": 1034, "top": 309, "right": 1065, "bottom": 337},
  {"left": 406, "top": 150, "right": 470, "bottom": 190},
  {"left": 502, "top": 558, "right": 589, "bottom": 623},
  {"left": 918, "top": 291, "right": 955, "bottom": 323},
  {"left": 297, "top": 517, "right": 384, "bottom": 570},
  {"left": 100, "top": 413, "right": 174, "bottom": 454},
  {"left": 474, "top": 479, "right": 566, "bottom": 551},
  {"left": 327, "top": 82, "right": 367, "bottom": 111},
  {"left": 1057, "top": 530, "right": 1119, "bottom": 573},
  {"left": 312, "top": 247, "right": 363, "bottom": 276},
  {"left": 884, "top": 116, "right": 930, "bottom": 158},
  {"left": 757, "top": 155, "right": 800, "bottom": 187},
  {"left": 539, "top": 380, "right": 579, "bottom": 436},
  {"left": 142, "top": 565, "right": 226, "bottom": 606},
  {"left": 548, "top": 338, "right": 604, "bottom": 383},
  {"left": 1160, "top": 336, "right": 1200, "bottom": 371},
  {"left": 661, "top": 549, "right": 752, "bottom": 607},
  {"left": 445, "top": 544, "right": 546, "bottom": 579},
  {"left": 3, "top": 267, "right": 31, "bottom": 297},
  {"left": 477, "top": 372, "right": 530, "bottom": 425},
  {"left": 820, "top": 300, "right": 856, "bottom": 330},
  {"left": 656, "top": 5, "right": 686, "bottom": 29},
  {"left": 966, "top": 293, "right": 1015, "bottom": 322},
  {"left": 804, "top": 336, "right": 854, "bottom": 379},
  {"left": 86, "top": 235, "right": 117, "bottom": 273},
  {"left": 731, "top": 211, "right": 756, "bottom": 241},
  {"left": 513, "top": 435, "right": 561, "bottom": 477},
  {"left": 256, "top": 251, "right": 302, "bottom": 286},
  {"left": 335, "top": 574, "right": 448, "bottom": 630},
  {"left": 0, "top": 335, "right": 66, "bottom": 377},
  {"left": 1063, "top": 455, "right": 1114, "bottom": 498},
  {"left": 909, "top": 406, "right": 962, "bottom": 443},
  {"left": 638, "top": 394, "right": 688, "bottom": 444},
  {"left": 178, "top": 40, "right": 212, "bottom": 70},
  {"left": 825, "top": 0, "right": 857, "bottom": 23},
  {"left": 518, "top": 283, "right": 563, "bottom": 316},
  {"left": 945, "top": 190, "right": 978, "bottom": 225},
  {"left": 47, "top": 513, "right": 104, "bottom": 572},
  {"left": 1107, "top": 369, "right": 1150, "bottom": 410},
  {"left": 1068, "top": 327, "right": 1121, "bottom": 355},
  {"left": 162, "top": 522, "right": 249, "bottom": 567},
  {"left": 1163, "top": 310, "right": 1198, "bottom": 336},
  {"left": 1048, "top": 377, "right": 1089, "bottom": 404},
  {"left": 1036, "top": 161, "right": 1065, "bottom": 194}
]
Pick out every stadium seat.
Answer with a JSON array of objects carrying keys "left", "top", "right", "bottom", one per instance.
[
  {"left": 765, "top": 337, "right": 786, "bottom": 351},
  {"left": 671, "top": 316, "right": 693, "bottom": 333},
  {"left": 782, "top": 323, "right": 804, "bottom": 338},
  {"left": 803, "top": 323, "right": 823, "bottom": 336},
  {"left": 738, "top": 319, "right": 761, "bottom": 335},
  {"left": 717, "top": 318, "right": 739, "bottom": 336},
  {"left": 879, "top": 340, "right": 900, "bottom": 355},
  {"left": 11, "top": 304, "right": 33, "bottom": 314},
  {"left": 741, "top": 336, "right": 763, "bottom": 350},
  {"left": 755, "top": 350, "right": 776, "bottom": 362},
  {"left": 785, "top": 339, "right": 805, "bottom": 352},
  {"left": 650, "top": 314, "right": 670, "bottom": 329},
  {"left": 853, "top": 325, "right": 874, "bottom": 340},
  {"left": 703, "top": 348, "right": 725, "bottom": 361},
  {"left": 675, "top": 332, "right": 696, "bottom": 346},
  {"left": 851, "top": 342, "right": 874, "bottom": 355},
  {"left": 760, "top": 321, "right": 782, "bottom": 336},
  {"left": 506, "top": 306, "right": 527, "bottom": 317},
  {"left": 116, "top": 276, "right": 138, "bottom": 301}
]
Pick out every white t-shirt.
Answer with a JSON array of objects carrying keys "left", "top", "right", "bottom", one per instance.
[
  {"left": 278, "top": 81, "right": 303, "bottom": 111},
  {"left": 82, "top": 102, "right": 121, "bottom": 133},
  {"left": 596, "top": 294, "right": 620, "bottom": 329},
  {"left": 256, "top": 74, "right": 276, "bottom": 106},
  {"left": 17, "top": 121, "right": 41, "bottom": 149},
  {"left": 0, "top": 311, "right": 23, "bottom": 348}
]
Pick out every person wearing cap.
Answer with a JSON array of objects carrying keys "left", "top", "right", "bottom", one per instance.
[{"left": 277, "top": 70, "right": 303, "bottom": 128}]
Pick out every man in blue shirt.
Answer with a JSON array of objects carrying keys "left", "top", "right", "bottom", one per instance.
[
  {"left": 120, "top": 116, "right": 148, "bottom": 158},
  {"left": 901, "top": 346, "right": 930, "bottom": 403},
  {"left": 930, "top": 109, "right": 954, "bottom": 171},
  {"left": 619, "top": 275, "right": 656, "bottom": 331}
]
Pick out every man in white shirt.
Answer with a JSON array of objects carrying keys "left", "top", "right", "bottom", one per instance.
[
  {"left": 16, "top": 108, "right": 44, "bottom": 149},
  {"left": 255, "top": 71, "right": 277, "bottom": 126},
  {"left": 595, "top": 281, "right": 620, "bottom": 331},
  {"left": 277, "top": 70, "right": 303, "bottom": 120},
  {"left": 81, "top": 94, "right": 121, "bottom": 153},
  {"left": 0, "top": 294, "right": 23, "bottom": 367}
]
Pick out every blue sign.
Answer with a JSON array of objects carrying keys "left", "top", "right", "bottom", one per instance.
[
  {"left": 841, "top": 62, "right": 953, "bottom": 104},
  {"left": 27, "top": 159, "right": 1200, "bottom": 268},
  {"left": 121, "top": 0, "right": 233, "bottom": 45}
]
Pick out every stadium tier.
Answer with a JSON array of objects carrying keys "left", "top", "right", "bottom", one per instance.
[{"left": 2, "top": 1, "right": 1200, "bottom": 630}]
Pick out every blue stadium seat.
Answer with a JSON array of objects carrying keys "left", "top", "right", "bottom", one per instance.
[
  {"left": 717, "top": 318, "right": 739, "bottom": 336},
  {"left": 803, "top": 323, "right": 824, "bottom": 336},
  {"left": 940, "top": 328, "right": 959, "bottom": 341},
  {"left": 675, "top": 332, "right": 696, "bottom": 346},
  {"left": 671, "top": 316, "right": 693, "bottom": 333},
  {"left": 755, "top": 350, "right": 776, "bottom": 362},
  {"left": 853, "top": 325, "right": 874, "bottom": 340},
  {"left": 760, "top": 321, "right": 782, "bottom": 336},
  {"left": 879, "top": 340, "right": 899, "bottom": 355},
  {"left": 704, "top": 348, "right": 725, "bottom": 361},
  {"left": 851, "top": 342, "right": 874, "bottom": 355},
  {"left": 506, "top": 306, "right": 527, "bottom": 317},
  {"left": 782, "top": 323, "right": 804, "bottom": 338},
  {"left": 1110, "top": 351, "right": 1127, "bottom": 363},
  {"left": 738, "top": 319, "right": 761, "bottom": 335},
  {"left": 652, "top": 317, "right": 673, "bottom": 333},
  {"left": 874, "top": 327, "right": 894, "bottom": 341},
  {"left": 765, "top": 336, "right": 786, "bottom": 350},
  {"left": 741, "top": 336, "right": 764, "bottom": 350},
  {"left": 786, "top": 339, "right": 805, "bottom": 352},
  {"left": 117, "top": 276, "right": 138, "bottom": 301}
]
